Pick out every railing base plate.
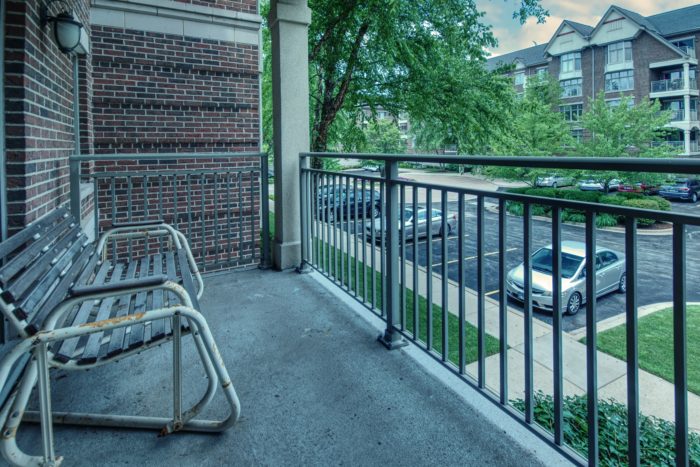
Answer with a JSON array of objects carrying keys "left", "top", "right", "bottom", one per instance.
[
  {"left": 377, "top": 332, "right": 408, "bottom": 350},
  {"left": 295, "top": 263, "right": 313, "bottom": 274}
]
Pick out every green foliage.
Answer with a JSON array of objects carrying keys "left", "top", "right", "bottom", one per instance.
[
  {"left": 560, "top": 190, "right": 602, "bottom": 203},
  {"left": 596, "top": 213, "right": 619, "bottom": 228},
  {"left": 562, "top": 211, "right": 586, "bottom": 223},
  {"left": 615, "top": 191, "right": 645, "bottom": 201},
  {"left": 621, "top": 199, "right": 660, "bottom": 226},
  {"left": 362, "top": 119, "right": 405, "bottom": 154},
  {"left": 511, "top": 392, "right": 700, "bottom": 466},
  {"left": 599, "top": 195, "right": 626, "bottom": 206}
]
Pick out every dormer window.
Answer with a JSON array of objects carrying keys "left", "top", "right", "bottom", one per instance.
[
  {"left": 561, "top": 52, "right": 581, "bottom": 73},
  {"left": 607, "top": 41, "right": 632, "bottom": 65}
]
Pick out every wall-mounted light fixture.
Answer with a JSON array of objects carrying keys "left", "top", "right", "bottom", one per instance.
[{"left": 42, "top": 1, "right": 84, "bottom": 53}]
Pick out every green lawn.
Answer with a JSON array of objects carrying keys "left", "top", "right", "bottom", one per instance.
[
  {"left": 314, "top": 239, "right": 500, "bottom": 365},
  {"left": 593, "top": 306, "right": 700, "bottom": 395}
]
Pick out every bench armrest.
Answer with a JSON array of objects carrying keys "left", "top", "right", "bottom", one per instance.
[
  {"left": 111, "top": 219, "right": 164, "bottom": 229},
  {"left": 69, "top": 275, "right": 169, "bottom": 298}
]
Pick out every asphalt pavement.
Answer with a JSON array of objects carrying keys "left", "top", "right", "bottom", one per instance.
[{"left": 336, "top": 197, "right": 700, "bottom": 332}]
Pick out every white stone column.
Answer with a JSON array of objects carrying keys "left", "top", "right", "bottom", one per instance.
[
  {"left": 684, "top": 62, "right": 691, "bottom": 90},
  {"left": 269, "top": 0, "right": 311, "bottom": 270}
]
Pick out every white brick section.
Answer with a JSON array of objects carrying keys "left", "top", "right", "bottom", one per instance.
[{"left": 90, "top": 0, "right": 261, "bottom": 45}]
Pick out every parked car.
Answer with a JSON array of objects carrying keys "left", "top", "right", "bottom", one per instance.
[
  {"left": 535, "top": 174, "right": 574, "bottom": 188},
  {"left": 365, "top": 207, "right": 456, "bottom": 241},
  {"left": 578, "top": 179, "right": 621, "bottom": 192},
  {"left": 659, "top": 178, "right": 700, "bottom": 203},
  {"left": 617, "top": 182, "right": 660, "bottom": 195},
  {"left": 506, "top": 241, "right": 626, "bottom": 315},
  {"left": 316, "top": 185, "right": 381, "bottom": 221}
]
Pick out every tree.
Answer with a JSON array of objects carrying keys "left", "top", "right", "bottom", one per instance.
[
  {"left": 574, "top": 93, "right": 676, "bottom": 191},
  {"left": 261, "top": 1, "right": 548, "bottom": 168},
  {"left": 485, "top": 74, "right": 573, "bottom": 185},
  {"left": 363, "top": 119, "right": 405, "bottom": 155}
]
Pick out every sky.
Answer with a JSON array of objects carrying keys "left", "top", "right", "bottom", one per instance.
[{"left": 479, "top": 0, "right": 700, "bottom": 57}]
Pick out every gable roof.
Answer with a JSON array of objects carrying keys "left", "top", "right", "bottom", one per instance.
[
  {"left": 612, "top": 5, "right": 659, "bottom": 34},
  {"left": 646, "top": 4, "right": 700, "bottom": 36},
  {"left": 566, "top": 21, "right": 594, "bottom": 37},
  {"left": 486, "top": 43, "right": 548, "bottom": 71}
]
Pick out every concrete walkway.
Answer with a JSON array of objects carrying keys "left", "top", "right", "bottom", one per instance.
[{"left": 332, "top": 225, "right": 700, "bottom": 431}]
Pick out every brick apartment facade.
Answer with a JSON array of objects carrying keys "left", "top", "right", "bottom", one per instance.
[
  {"left": 2, "top": 0, "right": 263, "bottom": 269},
  {"left": 488, "top": 4, "right": 700, "bottom": 156}
]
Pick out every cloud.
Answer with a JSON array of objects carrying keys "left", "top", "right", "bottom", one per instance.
[{"left": 478, "top": 0, "right": 700, "bottom": 55}]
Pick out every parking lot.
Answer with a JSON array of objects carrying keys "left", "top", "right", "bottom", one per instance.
[{"left": 334, "top": 197, "right": 700, "bottom": 332}]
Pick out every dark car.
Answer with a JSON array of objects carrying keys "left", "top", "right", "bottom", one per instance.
[
  {"left": 659, "top": 178, "right": 700, "bottom": 203},
  {"left": 316, "top": 185, "right": 381, "bottom": 221}
]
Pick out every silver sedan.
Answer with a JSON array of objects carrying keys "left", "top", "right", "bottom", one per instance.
[
  {"left": 365, "top": 207, "right": 457, "bottom": 242},
  {"left": 506, "top": 241, "right": 626, "bottom": 315}
]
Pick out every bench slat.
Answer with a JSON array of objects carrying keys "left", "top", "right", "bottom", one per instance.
[
  {"left": 79, "top": 263, "right": 125, "bottom": 365},
  {"left": 150, "top": 253, "right": 166, "bottom": 341},
  {"left": 54, "top": 261, "right": 112, "bottom": 363},
  {"left": 22, "top": 245, "right": 95, "bottom": 335},
  {"left": 3, "top": 226, "right": 83, "bottom": 303},
  {"left": 127, "top": 257, "right": 150, "bottom": 350},
  {"left": 0, "top": 216, "right": 75, "bottom": 287},
  {"left": 0, "top": 208, "right": 68, "bottom": 261},
  {"left": 105, "top": 261, "right": 138, "bottom": 358}
]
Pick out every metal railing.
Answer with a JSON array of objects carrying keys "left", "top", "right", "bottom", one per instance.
[
  {"left": 669, "top": 109, "right": 685, "bottom": 121},
  {"left": 300, "top": 152, "right": 700, "bottom": 466},
  {"left": 69, "top": 152, "right": 270, "bottom": 272},
  {"left": 651, "top": 79, "right": 685, "bottom": 93}
]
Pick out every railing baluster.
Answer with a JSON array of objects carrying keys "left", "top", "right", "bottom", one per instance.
[
  {"left": 673, "top": 222, "right": 688, "bottom": 467},
  {"left": 370, "top": 180, "right": 377, "bottom": 310},
  {"left": 339, "top": 175, "right": 345, "bottom": 286},
  {"left": 250, "top": 170, "right": 255, "bottom": 264},
  {"left": 625, "top": 216, "right": 640, "bottom": 466},
  {"left": 187, "top": 174, "right": 193, "bottom": 245},
  {"left": 227, "top": 172, "right": 233, "bottom": 264},
  {"left": 158, "top": 174, "right": 164, "bottom": 253},
  {"left": 477, "top": 195, "right": 485, "bottom": 387},
  {"left": 498, "top": 198, "right": 508, "bottom": 404},
  {"left": 458, "top": 194, "right": 465, "bottom": 374},
  {"left": 380, "top": 179, "right": 386, "bottom": 315},
  {"left": 585, "top": 211, "right": 599, "bottom": 467},
  {"left": 362, "top": 180, "right": 368, "bottom": 304},
  {"left": 346, "top": 176, "right": 351, "bottom": 289},
  {"left": 552, "top": 207, "right": 564, "bottom": 445},
  {"left": 238, "top": 172, "right": 243, "bottom": 264},
  {"left": 333, "top": 174, "right": 339, "bottom": 280},
  {"left": 400, "top": 184, "right": 407, "bottom": 331},
  {"left": 144, "top": 175, "right": 149, "bottom": 256},
  {"left": 261, "top": 157, "right": 271, "bottom": 267},
  {"left": 523, "top": 202, "right": 533, "bottom": 423},
  {"left": 353, "top": 178, "right": 359, "bottom": 296},
  {"left": 200, "top": 173, "right": 206, "bottom": 270},
  {"left": 426, "top": 190, "right": 433, "bottom": 351},
  {"left": 413, "top": 187, "right": 419, "bottom": 341},
  {"left": 214, "top": 173, "right": 219, "bottom": 265},
  {"left": 127, "top": 175, "right": 133, "bottom": 260},
  {"left": 441, "top": 190, "right": 448, "bottom": 362}
]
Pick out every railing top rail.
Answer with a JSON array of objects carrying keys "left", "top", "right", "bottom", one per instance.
[
  {"left": 71, "top": 152, "right": 267, "bottom": 162},
  {"left": 301, "top": 152, "right": 700, "bottom": 174}
]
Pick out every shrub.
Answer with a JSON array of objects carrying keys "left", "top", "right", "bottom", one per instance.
[
  {"left": 561, "top": 190, "right": 603, "bottom": 203},
  {"left": 622, "top": 199, "right": 660, "bottom": 226},
  {"left": 506, "top": 201, "right": 524, "bottom": 216},
  {"left": 650, "top": 196, "right": 671, "bottom": 211},
  {"left": 599, "top": 195, "right": 626, "bottom": 207},
  {"left": 531, "top": 205, "right": 548, "bottom": 217},
  {"left": 562, "top": 210, "right": 587, "bottom": 223},
  {"left": 616, "top": 191, "right": 645, "bottom": 200},
  {"left": 512, "top": 392, "right": 700, "bottom": 466},
  {"left": 507, "top": 187, "right": 532, "bottom": 195},
  {"left": 596, "top": 213, "right": 620, "bottom": 228},
  {"left": 524, "top": 188, "right": 559, "bottom": 199}
]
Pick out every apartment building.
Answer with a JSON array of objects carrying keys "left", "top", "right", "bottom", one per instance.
[{"left": 488, "top": 4, "right": 700, "bottom": 156}]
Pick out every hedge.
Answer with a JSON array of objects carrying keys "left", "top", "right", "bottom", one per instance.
[{"left": 512, "top": 392, "right": 700, "bottom": 466}]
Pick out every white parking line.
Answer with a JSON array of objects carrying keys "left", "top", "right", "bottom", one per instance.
[{"left": 432, "top": 247, "right": 519, "bottom": 267}]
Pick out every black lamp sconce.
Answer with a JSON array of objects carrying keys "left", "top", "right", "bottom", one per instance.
[{"left": 42, "top": 0, "right": 84, "bottom": 53}]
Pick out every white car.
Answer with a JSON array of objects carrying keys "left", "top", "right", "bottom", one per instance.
[
  {"left": 535, "top": 174, "right": 574, "bottom": 188},
  {"left": 578, "top": 179, "right": 621, "bottom": 192},
  {"left": 506, "top": 241, "right": 626, "bottom": 315}
]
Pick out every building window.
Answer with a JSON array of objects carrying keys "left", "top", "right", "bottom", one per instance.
[
  {"left": 605, "top": 70, "right": 634, "bottom": 92},
  {"left": 514, "top": 72, "right": 526, "bottom": 86},
  {"left": 561, "top": 52, "right": 582, "bottom": 73},
  {"left": 560, "top": 103, "right": 583, "bottom": 122},
  {"left": 607, "top": 41, "right": 632, "bottom": 65},
  {"left": 607, "top": 98, "right": 634, "bottom": 108},
  {"left": 537, "top": 67, "right": 548, "bottom": 77},
  {"left": 561, "top": 78, "right": 583, "bottom": 98},
  {"left": 672, "top": 38, "right": 695, "bottom": 55},
  {"left": 571, "top": 128, "right": 584, "bottom": 143}
]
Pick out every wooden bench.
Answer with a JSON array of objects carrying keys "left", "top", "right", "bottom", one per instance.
[{"left": 0, "top": 208, "right": 240, "bottom": 466}]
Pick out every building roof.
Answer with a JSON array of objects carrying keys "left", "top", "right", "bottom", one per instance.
[
  {"left": 488, "top": 3, "right": 700, "bottom": 65},
  {"left": 566, "top": 20, "right": 594, "bottom": 37},
  {"left": 646, "top": 4, "right": 700, "bottom": 36},
  {"left": 486, "top": 43, "right": 548, "bottom": 71}
]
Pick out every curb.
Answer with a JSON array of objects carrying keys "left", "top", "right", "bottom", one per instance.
[{"left": 568, "top": 301, "right": 700, "bottom": 340}]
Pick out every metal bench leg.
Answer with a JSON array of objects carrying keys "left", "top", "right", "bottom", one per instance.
[
  {"left": 172, "top": 315, "right": 183, "bottom": 432},
  {"left": 36, "top": 345, "right": 57, "bottom": 467}
]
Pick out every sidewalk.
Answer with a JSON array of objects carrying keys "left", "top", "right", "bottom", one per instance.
[{"left": 331, "top": 223, "right": 700, "bottom": 431}]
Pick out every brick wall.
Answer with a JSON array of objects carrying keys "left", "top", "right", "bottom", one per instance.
[
  {"left": 89, "top": 17, "right": 262, "bottom": 269},
  {"left": 634, "top": 31, "right": 686, "bottom": 100},
  {"left": 173, "top": 0, "right": 257, "bottom": 14},
  {"left": 4, "top": 0, "right": 90, "bottom": 231}
]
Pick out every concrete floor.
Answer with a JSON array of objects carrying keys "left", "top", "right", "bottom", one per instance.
[{"left": 16, "top": 269, "right": 568, "bottom": 466}]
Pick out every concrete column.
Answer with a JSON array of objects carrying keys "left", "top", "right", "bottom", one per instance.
[
  {"left": 684, "top": 129, "right": 692, "bottom": 155},
  {"left": 269, "top": 0, "right": 311, "bottom": 270},
  {"left": 684, "top": 62, "right": 690, "bottom": 90},
  {"left": 684, "top": 94, "right": 691, "bottom": 121}
]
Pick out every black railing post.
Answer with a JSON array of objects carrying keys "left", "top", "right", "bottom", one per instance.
[
  {"left": 69, "top": 156, "right": 81, "bottom": 219},
  {"left": 297, "top": 154, "right": 311, "bottom": 273},
  {"left": 378, "top": 159, "right": 407, "bottom": 350},
  {"left": 261, "top": 154, "right": 272, "bottom": 269}
]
